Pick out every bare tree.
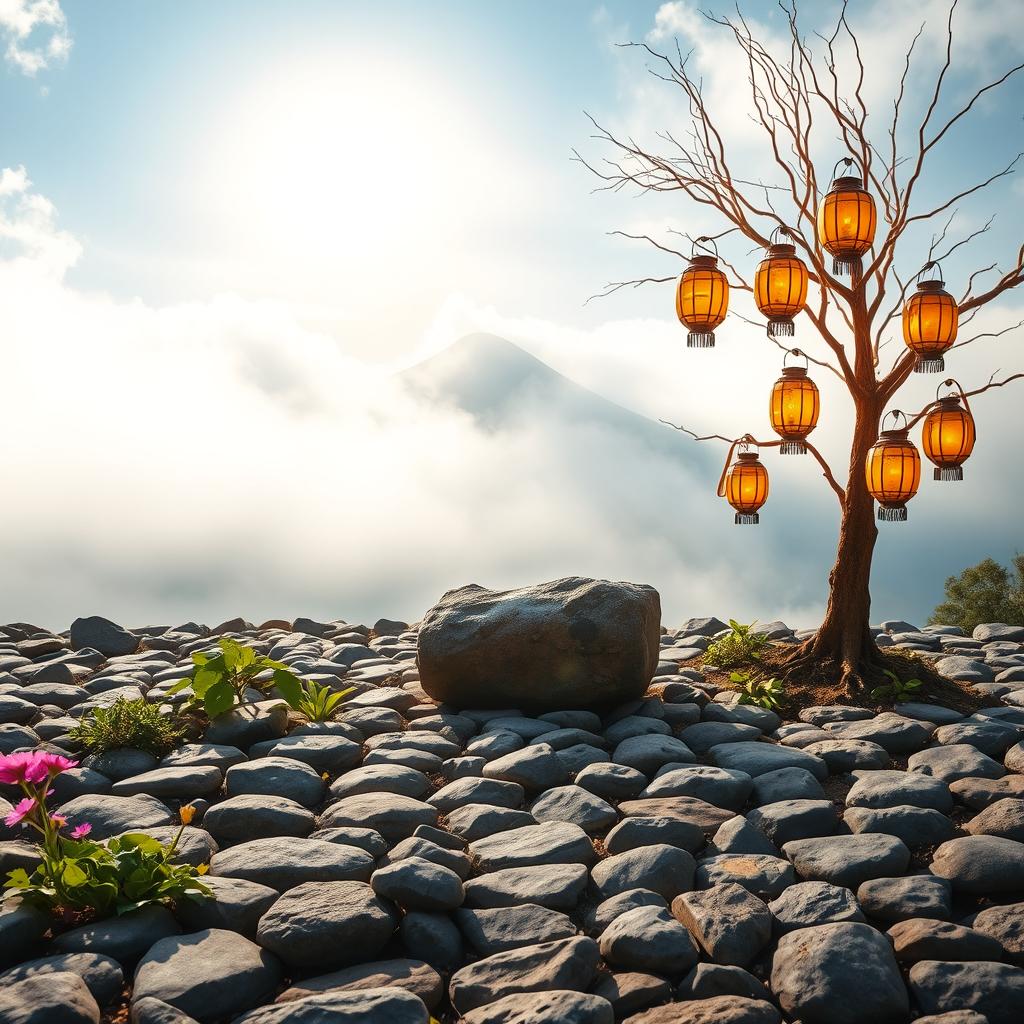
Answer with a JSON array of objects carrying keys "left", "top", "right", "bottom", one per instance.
[{"left": 579, "top": 0, "right": 1024, "bottom": 694}]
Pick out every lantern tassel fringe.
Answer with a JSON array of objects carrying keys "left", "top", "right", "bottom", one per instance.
[
  {"left": 687, "top": 332, "right": 716, "bottom": 348},
  {"left": 935, "top": 466, "right": 964, "bottom": 481},
  {"left": 914, "top": 356, "right": 945, "bottom": 373},
  {"left": 767, "top": 320, "right": 794, "bottom": 338},
  {"left": 877, "top": 505, "right": 908, "bottom": 522},
  {"left": 780, "top": 441, "right": 807, "bottom": 455},
  {"left": 832, "top": 255, "right": 863, "bottom": 280},
  {"left": 734, "top": 512, "right": 759, "bottom": 525}
]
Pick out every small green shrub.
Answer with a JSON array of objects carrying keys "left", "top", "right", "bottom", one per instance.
[
  {"left": 70, "top": 698, "right": 185, "bottom": 758},
  {"left": 705, "top": 619, "right": 769, "bottom": 668},
  {"left": 870, "top": 669, "right": 923, "bottom": 703},
  {"left": 293, "top": 679, "right": 356, "bottom": 722},
  {"left": 168, "top": 637, "right": 305, "bottom": 719},
  {"left": 729, "top": 671, "right": 785, "bottom": 710}
]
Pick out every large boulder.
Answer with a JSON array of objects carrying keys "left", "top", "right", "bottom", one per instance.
[{"left": 417, "top": 579, "right": 660, "bottom": 710}]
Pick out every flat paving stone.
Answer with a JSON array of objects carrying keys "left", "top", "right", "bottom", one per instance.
[
  {"left": 783, "top": 833, "right": 910, "bottom": 889},
  {"left": 208, "top": 837, "right": 374, "bottom": 891},
  {"left": 470, "top": 822, "right": 596, "bottom": 870}
]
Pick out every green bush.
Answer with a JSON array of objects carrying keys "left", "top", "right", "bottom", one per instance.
[
  {"left": 929, "top": 555, "right": 1024, "bottom": 632},
  {"left": 293, "top": 678, "right": 356, "bottom": 722},
  {"left": 70, "top": 697, "right": 185, "bottom": 758},
  {"left": 870, "top": 669, "right": 923, "bottom": 704},
  {"left": 705, "top": 619, "right": 769, "bottom": 668},
  {"left": 729, "top": 671, "right": 784, "bottom": 710}
]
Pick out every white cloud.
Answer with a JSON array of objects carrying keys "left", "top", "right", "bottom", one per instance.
[{"left": 0, "top": 0, "right": 71, "bottom": 76}]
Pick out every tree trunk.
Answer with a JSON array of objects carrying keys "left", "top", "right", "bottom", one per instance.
[{"left": 794, "top": 397, "right": 885, "bottom": 692}]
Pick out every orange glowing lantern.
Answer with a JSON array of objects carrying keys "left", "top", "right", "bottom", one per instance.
[
  {"left": 922, "top": 379, "right": 975, "bottom": 481},
  {"left": 755, "top": 229, "right": 809, "bottom": 338},
  {"left": 769, "top": 349, "right": 820, "bottom": 455},
  {"left": 903, "top": 262, "right": 959, "bottom": 373},
  {"left": 676, "top": 237, "right": 729, "bottom": 348},
  {"left": 866, "top": 411, "right": 921, "bottom": 522},
  {"left": 722, "top": 442, "right": 769, "bottom": 525},
  {"left": 817, "top": 158, "right": 876, "bottom": 278}
]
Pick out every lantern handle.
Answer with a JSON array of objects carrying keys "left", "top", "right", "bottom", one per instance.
[
  {"left": 936, "top": 377, "right": 973, "bottom": 420},
  {"left": 716, "top": 433, "right": 757, "bottom": 497},
  {"left": 783, "top": 348, "right": 809, "bottom": 371},
  {"left": 691, "top": 235, "right": 719, "bottom": 260},
  {"left": 882, "top": 409, "right": 909, "bottom": 433},
  {"left": 769, "top": 226, "right": 795, "bottom": 246},
  {"left": 917, "top": 261, "right": 943, "bottom": 284},
  {"left": 831, "top": 156, "right": 863, "bottom": 183}
]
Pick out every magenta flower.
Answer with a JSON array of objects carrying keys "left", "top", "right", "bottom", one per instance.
[
  {"left": 69, "top": 823, "right": 92, "bottom": 839},
  {"left": 33, "top": 753, "right": 78, "bottom": 780},
  {"left": 4, "top": 797, "right": 37, "bottom": 828},
  {"left": 0, "top": 752, "right": 39, "bottom": 786}
]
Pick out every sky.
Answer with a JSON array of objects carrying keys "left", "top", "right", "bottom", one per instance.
[{"left": 1, "top": 0, "right": 1022, "bottom": 631}]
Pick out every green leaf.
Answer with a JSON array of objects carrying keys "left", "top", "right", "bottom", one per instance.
[
  {"left": 272, "top": 669, "right": 303, "bottom": 709},
  {"left": 118, "top": 833, "right": 165, "bottom": 855},
  {"left": 204, "top": 680, "right": 237, "bottom": 718},
  {"left": 192, "top": 652, "right": 209, "bottom": 667},
  {"left": 219, "top": 638, "right": 242, "bottom": 670},
  {"left": 62, "top": 861, "right": 89, "bottom": 887},
  {"left": 4, "top": 868, "right": 32, "bottom": 890},
  {"left": 191, "top": 665, "right": 223, "bottom": 698},
  {"left": 166, "top": 677, "right": 193, "bottom": 695}
]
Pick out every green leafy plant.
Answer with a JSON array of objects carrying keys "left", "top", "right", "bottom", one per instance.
[
  {"left": 870, "top": 669, "right": 923, "bottom": 703},
  {"left": 2, "top": 753, "right": 211, "bottom": 919},
  {"left": 168, "top": 637, "right": 305, "bottom": 719},
  {"left": 929, "top": 554, "right": 1024, "bottom": 632},
  {"left": 705, "top": 619, "right": 770, "bottom": 668},
  {"left": 292, "top": 678, "right": 356, "bottom": 722},
  {"left": 69, "top": 697, "right": 185, "bottom": 758},
  {"left": 729, "top": 671, "right": 785, "bottom": 710}
]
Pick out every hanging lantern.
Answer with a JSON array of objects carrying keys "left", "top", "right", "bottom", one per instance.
[
  {"left": 769, "top": 349, "right": 820, "bottom": 455},
  {"left": 676, "top": 236, "right": 729, "bottom": 348},
  {"left": 866, "top": 411, "right": 921, "bottom": 522},
  {"left": 922, "top": 379, "right": 975, "bottom": 481},
  {"left": 721, "top": 441, "right": 769, "bottom": 525},
  {"left": 817, "top": 157, "right": 876, "bottom": 278},
  {"left": 754, "top": 228, "right": 809, "bottom": 337},
  {"left": 903, "top": 262, "right": 959, "bottom": 373}
]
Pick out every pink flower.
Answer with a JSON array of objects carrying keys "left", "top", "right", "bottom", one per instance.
[
  {"left": 33, "top": 753, "right": 78, "bottom": 780},
  {"left": 49, "top": 814, "right": 68, "bottom": 827},
  {"left": 69, "top": 823, "right": 92, "bottom": 839},
  {"left": 0, "top": 752, "right": 38, "bottom": 786},
  {"left": 4, "top": 797, "right": 37, "bottom": 828}
]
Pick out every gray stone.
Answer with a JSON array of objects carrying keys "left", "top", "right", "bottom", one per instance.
[
  {"left": 71, "top": 616, "right": 139, "bottom": 656},
  {"left": 672, "top": 882, "right": 771, "bottom": 967},
  {"left": 84, "top": 748, "right": 159, "bottom": 781},
  {"left": 0, "top": 899, "right": 49, "bottom": 968},
  {"left": 678, "top": 721, "right": 761, "bottom": 754},
  {"left": 857, "top": 875, "right": 953, "bottom": 923},
  {"left": 641, "top": 765, "right": 751, "bottom": 810},
  {"left": 462, "top": 864, "right": 589, "bottom": 910},
  {"left": 677, "top": 963, "right": 771, "bottom": 1002},
  {"left": 320, "top": 793, "right": 438, "bottom": 840},
  {"left": 844, "top": 805, "right": 955, "bottom": 846},
  {"left": 448, "top": 936, "right": 601, "bottom": 1013},
  {"left": 111, "top": 765, "right": 222, "bottom": 800},
  {"left": 965, "top": 797, "right": 1024, "bottom": 841},
  {"left": 613, "top": 734, "right": 695, "bottom": 775},
  {"left": 695, "top": 854, "right": 795, "bottom": 899},
  {"left": 909, "top": 743, "right": 1005, "bottom": 782},
  {"left": 804, "top": 738, "right": 890, "bottom": 772},
  {"left": 483, "top": 743, "right": 570, "bottom": 791},
  {"left": 160, "top": 743, "right": 247, "bottom": 772},
  {"left": 604, "top": 815, "right": 705, "bottom": 855},
  {"left": 275, "top": 958, "right": 443, "bottom": 1009},
  {"left": 371, "top": 857, "right": 465, "bottom": 910},
  {"left": 748, "top": 766, "right": 825, "bottom": 804},
  {"left": 429, "top": 776, "right": 524, "bottom": 812},
  {"left": 599, "top": 905, "right": 700, "bottom": 975},
  {"left": 622, "top": 996, "right": 781, "bottom": 1023},
  {"left": 455, "top": 904, "right": 577, "bottom": 955},
  {"left": 710, "top": 741, "right": 827, "bottom": 781},
  {"left": 417, "top": 579, "right": 660, "bottom": 710},
  {"left": 584, "top": 889, "right": 668, "bottom": 934},
  {"left": 770, "top": 922, "right": 909, "bottom": 1024},
  {"left": 707, "top": 816, "right": 779, "bottom": 857},
  {"left": 974, "top": 623, "right": 1024, "bottom": 642},
  {"left": 909, "top": 959, "right": 1024, "bottom": 1024},
  {"left": 329, "top": 764, "right": 430, "bottom": 800},
  {"left": 470, "top": 822, "right": 596, "bottom": 870},
  {"left": 936, "top": 656, "right": 995, "bottom": 681},
  {"left": 767, "top": 880, "right": 864, "bottom": 934},
  {"left": 386, "top": 836, "right": 471, "bottom": 878},
  {"left": 935, "top": 719, "right": 1021, "bottom": 757},
  {"left": 257, "top": 733, "right": 363, "bottom": 773},
  {"left": 824, "top": 713, "right": 934, "bottom": 754},
  {"left": 0, "top": 972, "right": 100, "bottom": 1024},
  {"left": 130, "top": 995, "right": 202, "bottom": 1023},
  {"left": 574, "top": 762, "right": 648, "bottom": 801},
  {"left": 591, "top": 844, "right": 695, "bottom": 900},
  {"left": 746, "top": 799, "right": 838, "bottom": 846},
  {"left": 618, "top": 796, "right": 734, "bottom": 834},
  {"left": 225, "top": 756, "right": 324, "bottom": 808},
  {"left": 463, "top": 990, "right": 615, "bottom": 1024},
  {"left": 175, "top": 875, "right": 279, "bottom": 938},
  {"left": 201, "top": 794, "right": 315, "bottom": 844},
  {"left": 783, "top": 833, "right": 910, "bottom": 888},
  {"left": 530, "top": 785, "right": 617, "bottom": 833},
  {"left": 203, "top": 701, "right": 289, "bottom": 750},
  {"left": 209, "top": 837, "right": 374, "bottom": 891},
  {"left": 256, "top": 880, "right": 396, "bottom": 971},
  {"left": 0, "top": 952, "right": 123, "bottom": 1006},
  {"left": 53, "top": 905, "right": 181, "bottom": 968},
  {"left": 401, "top": 913, "right": 465, "bottom": 971},
  {"left": 968, "top": 902, "right": 1024, "bottom": 966},
  {"left": 888, "top": 918, "right": 1004, "bottom": 963},
  {"left": 233, "top": 988, "right": 429, "bottom": 1023},
  {"left": 930, "top": 834, "right": 1024, "bottom": 893},
  {"left": 846, "top": 769, "right": 953, "bottom": 811},
  {"left": 446, "top": 805, "right": 536, "bottom": 842}
]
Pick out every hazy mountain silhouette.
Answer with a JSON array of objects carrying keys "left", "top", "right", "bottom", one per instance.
[{"left": 403, "top": 332, "right": 704, "bottom": 466}]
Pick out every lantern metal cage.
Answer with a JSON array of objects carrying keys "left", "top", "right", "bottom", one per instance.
[
  {"left": 922, "top": 379, "right": 975, "bottom": 481},
  {"left": 769, "top": 349, "right": 820, "bottom": 455},
  {"left": 903, "top": 263, "right": 959, "bottom": 374},
  {"left": 817, "top": 158, "right": 877, "bottom": 279},
  {"left": 754, "top": 228, "right": 809, "bottom": 338},
  {"left": 676, "top": 237, "right": 729, "bottom": 348},
  {"left": 723, "top": 443, "right": 769, "bottom": 525},
  {"left": 866, "top": 411, "right": 921, "bottom": 522}
]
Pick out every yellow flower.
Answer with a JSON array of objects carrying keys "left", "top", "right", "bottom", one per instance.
[
  {"left": 179, "top": 805, "right": 196, "bottom": 825},
  {"left": 321, "top": 772, "right": 330, "bottom": 782},
  {"left": 197, "top": 863, "right": 209, "bottom": 875}
]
